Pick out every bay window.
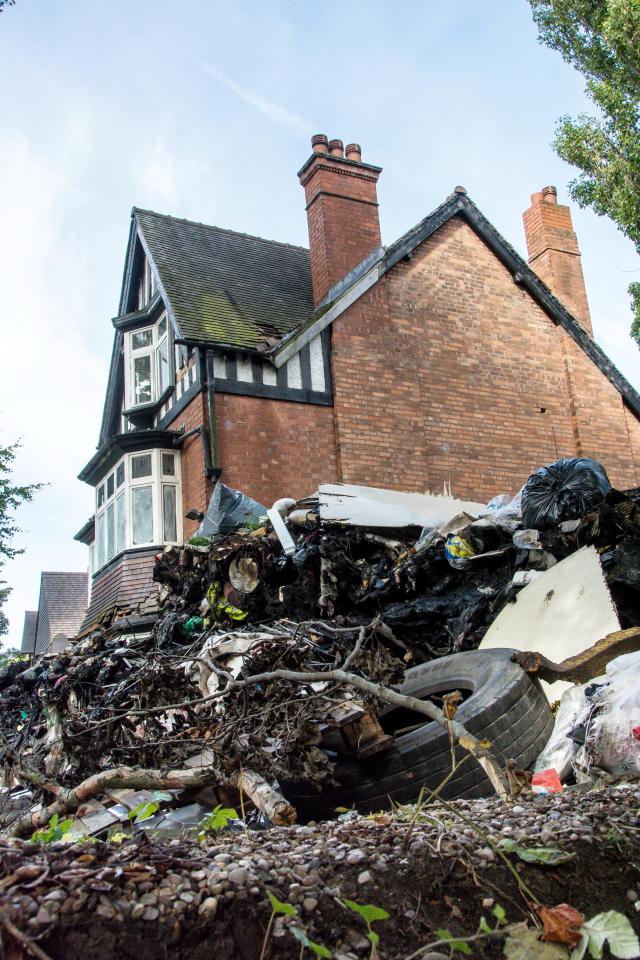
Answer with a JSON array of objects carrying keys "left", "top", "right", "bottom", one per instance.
[
  {"left": 94, "top": 449, "right": 181, "bottom": 569},
  {"left": 125, "top": 313, "right": 173, "bottom": 410}
]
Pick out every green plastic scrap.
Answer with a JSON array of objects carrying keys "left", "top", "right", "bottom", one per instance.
[
  {"left": 182, "top": 616, "right": 205, "bottom": 635},
  {"left": 206, "top": 582, "right": 248, "bottom": 622}
]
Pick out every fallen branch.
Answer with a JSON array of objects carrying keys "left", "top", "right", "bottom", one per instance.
[
  {"left": 9, "top": 764, "right": 220, "bottom": 839},
  {"left": 230, "top": 768, "right": 296, "bottom": 825}
]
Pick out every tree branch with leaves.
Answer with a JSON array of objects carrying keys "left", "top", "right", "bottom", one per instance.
[{"left": 529, "top": 0, "right": 640, "bottom": 342}]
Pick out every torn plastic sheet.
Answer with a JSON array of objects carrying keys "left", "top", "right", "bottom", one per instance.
[{"left": 198, "top": 483, "right": 267, "bottom": 537}]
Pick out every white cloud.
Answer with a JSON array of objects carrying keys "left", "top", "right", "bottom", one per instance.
[{"left": 200, "top": 61, "right": 314, "bottom": 136}]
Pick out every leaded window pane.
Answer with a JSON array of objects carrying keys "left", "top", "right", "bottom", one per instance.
[
  {"left": 161, "top": 453, "right": 175, "bottom": 476},
  {"left": 162, "top": 485, "right": 177, "bottom": 542},
  {"left": 96, "top": 512, "right": 105, "bottom": 568},
  {"left": 132, "top": 485, "right": 153, "bottom": 544},
  {"left": 116, "top": 493, "right": 126, "bottom": 554},
  {"left": 132, "top": 329, "right": 153, "bottom": 349},
  {"left": 133, "top": 355, "right": 152, "bottom": 404},
  {"left": 116, "top": 462, "right": 125, "bottom": 488},
  {"left": 106, "top": 502, "right": 115, "bottom": 561},
  {"left": 131, "top": 454, "right": 152, "bottom": 478},
  {"left": 106, "top": 473, "right": 114, "bottom": 499},
  {"left": 157, "top": 337, "right": 169, "bottom": 394}
]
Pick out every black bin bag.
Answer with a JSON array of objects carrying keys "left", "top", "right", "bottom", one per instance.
[{"left": 521, "top": 457, "right": 611, "bottom": 530}]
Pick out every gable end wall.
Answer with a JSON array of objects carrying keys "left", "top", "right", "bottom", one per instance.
[{"left": 330, "top": 216, "right": 640, "bottom": 499}]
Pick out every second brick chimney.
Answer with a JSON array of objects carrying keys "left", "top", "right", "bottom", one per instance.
[
  {"left": 298, "top": 135, "right": 382, "bottom": 305},
  {"left": 522, "top": 186, "right": 593, "bottom": 336}
]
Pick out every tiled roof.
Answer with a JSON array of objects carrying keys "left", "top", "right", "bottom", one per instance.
[
  {"left": 35, "top": 572, "right": 88, "bottom": 654},
  {"left": 134, "top": 209, "right": 314, "bottom": 349},
  {"left": 21, "top": 611, "right": 37, "bottom": 654}
]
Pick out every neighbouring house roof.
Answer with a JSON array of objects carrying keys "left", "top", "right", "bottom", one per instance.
[
  {"left": 21, "top": 611, "right": 37, "bottom": 654},
  {"left": 35, "top": 572, "right": 88, "bottom": 655},
  {"left": 133, "top": 209, "right": 314, "bottom": 350},
  {"left": 271, "top": 190, "right": 640, "bottom": 420}
]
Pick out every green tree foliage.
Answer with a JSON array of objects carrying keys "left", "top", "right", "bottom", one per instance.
[
  {"left": 0, "top": 1, "right": 16, "bottom": 12},
  {"left": 529, "top": 1, "right": 640, "bottom": 342},
  {"left": 0, "top": 646, "right": 27, "bottom": 667},
  {"left": 0, "top": 441, "right": 42, "bottom": 637}
]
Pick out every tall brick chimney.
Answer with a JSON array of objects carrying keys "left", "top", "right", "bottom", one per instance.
[
  {"left": 522, "top": 186, "right": 593, "bottom": 335},
  {"left": 298, "top": 134, "right": 382, "bottom": 305}
]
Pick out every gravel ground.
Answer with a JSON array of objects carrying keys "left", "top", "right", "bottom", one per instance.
[{"left": 1, "top": 785, "right": 639, "bottom": 959}]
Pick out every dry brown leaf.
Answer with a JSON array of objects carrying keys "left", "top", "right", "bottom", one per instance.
[{"left": 536, "top": 904, "right": 585, "bottom": 946}]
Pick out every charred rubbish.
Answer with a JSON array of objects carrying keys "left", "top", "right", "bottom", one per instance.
[{"left": 0, "top": 460, "right": 639, "bottom": 839}]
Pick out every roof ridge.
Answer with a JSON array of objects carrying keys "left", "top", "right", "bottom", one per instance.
[{"left": 132, "top": 207, "right": 310, "bottom": 254}]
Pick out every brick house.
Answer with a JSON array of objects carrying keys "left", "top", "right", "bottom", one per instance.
[{"left": 76, "top": 134, "right": 640, "bottom": 630}]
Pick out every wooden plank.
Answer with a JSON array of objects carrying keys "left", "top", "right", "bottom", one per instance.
[{"left": 515, "top": 625, "right": 640, "bottom": 685}]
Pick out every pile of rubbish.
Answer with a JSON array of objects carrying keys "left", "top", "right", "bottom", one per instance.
[{"left": 1, "top": 457, "right": 639, "bottom": 836}]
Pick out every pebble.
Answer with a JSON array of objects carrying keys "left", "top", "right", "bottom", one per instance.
[
  {"left": 627, "top": 889, "right": 638, "bottom": 903},
  {"left": 303, "top": 897, "right": 318, "bottom": 913},
  {"left": 346, "top": 849, "right": 366, "bottom": 865},
  {"left": 199, "top": 897, "right": 218, "bottom": 915},
  {"left": 357, "top": 870, "right": 373, "bottom": 885}
]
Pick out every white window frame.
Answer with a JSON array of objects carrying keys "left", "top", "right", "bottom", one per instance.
[
  {"left": 137, "top": 255, "right": 157, "bottom": 310},
  {"left": 124, "top": 312, "right": 172, "bottom": 410},
  {"left": 94, "top": 449, "right": 182, "bottom": 571}
]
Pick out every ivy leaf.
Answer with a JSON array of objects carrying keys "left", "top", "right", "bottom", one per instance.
[
  {"left": 435, "top": 929, "right": 472, "bottom": 955},
  {"left": 127, "top": 800, "right": 160, "bottom": 823},
  {"left": 493, "top": 904, "right": 508, "bottom": 925},
  {"left": 504, "top": 923, "right": 570, "bottom": 960},
  {"left": 498, "top": 838, "right": 576, "bottom": 866},
  {"left": 290, "top": 928, "right": 331, "bottom": 959},
  {"left": 479, "top": 916, "right": 492, "bottom": 934},
  {"left": 267, "top": 888, "right": 297, "bottom": 917},
  {"left": 342, "top": 899, "right": 389, "bottom": 924},
  {"left": 573, "top": 911, "right": 640, "bottom": 960}
]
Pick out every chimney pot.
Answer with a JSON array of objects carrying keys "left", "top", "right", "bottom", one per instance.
[
  {"left": 311, "top": 134, "right": 329, "bottom": 154},
  {"left": 345, "top": 143, "right": 362, "bottom": 162},
  {"left": 454, "top": 185, "right": 467, "bottom": 194},
  {"left": 542, "top": 185, "right": 558, "bottom": 204},
  {"left": 328, "top": 138, "right": 344, "bottom": 158}
]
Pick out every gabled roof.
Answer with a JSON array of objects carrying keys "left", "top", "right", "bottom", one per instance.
[
  {"left": 35, "top": 572, "right": 88, "bottom": 654},
  {"left": 21, "top": 611, "right": 37, "bottom": 654},
  {"left": 132, "top": 209, "right": 314, "bottom": 349},
  {"left": 271, "top": 190, "right": 640, "bottom": 420}
]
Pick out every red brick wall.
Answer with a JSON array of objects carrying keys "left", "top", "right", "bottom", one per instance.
[
  {"left": 173, "top": 392, "right": 214, "bottom": 538},
  {"left": 214, "top": 393, "right": 339, "bottom": 506},
  {"left": 330, "top": 215, "right": 640, "bottom": 501}
]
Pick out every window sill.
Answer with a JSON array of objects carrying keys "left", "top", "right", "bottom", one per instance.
[{"left": 92, "top": 543, "right": 164, "bottom": 579}]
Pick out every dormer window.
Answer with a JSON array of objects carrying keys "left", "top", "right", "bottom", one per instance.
[
  {"left": 125, "top": 313, "right": 173, "bottom": 410},
  {"left": 137, "top": 256, "right": 157, "bottom": 309}
]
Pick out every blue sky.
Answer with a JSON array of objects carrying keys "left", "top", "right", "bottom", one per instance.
[{"left": 1, "top": 1, "right": 639, "bottom": 648}]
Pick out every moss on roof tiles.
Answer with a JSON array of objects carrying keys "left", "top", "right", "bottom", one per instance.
[{"left": 134, "top": 209, "right": 313, "bottom": 349}]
